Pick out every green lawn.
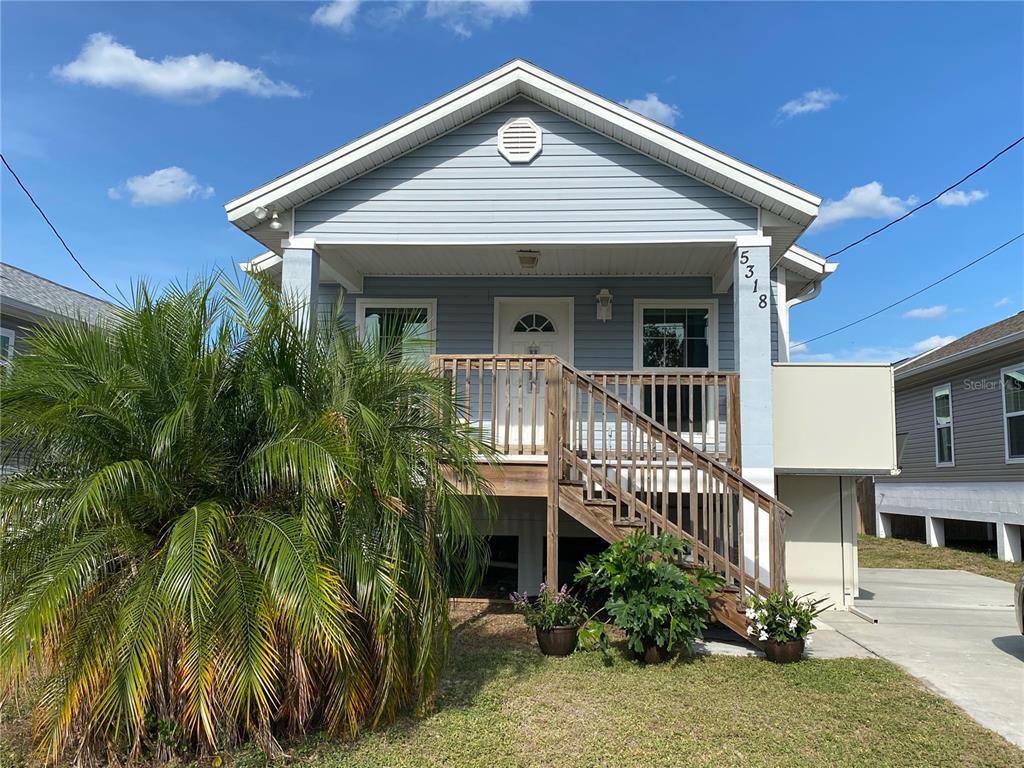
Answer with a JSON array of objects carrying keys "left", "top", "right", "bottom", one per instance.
[
  {"left": 858, "top": 534, "right": 1024, "bottom": 584},
  {"left": 212, "top": 608, "right": 1021, "bottom": 768}
]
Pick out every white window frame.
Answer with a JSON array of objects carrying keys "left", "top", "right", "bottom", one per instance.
[
  {"left": 932, "top": 383, "right": 955, "bottom": 467},
  {"left": 0, "top": 327, "right": 15, "bottom": 361},
  {"left": 354, "top": 298, "right": 438, "bottom": 353},
  {"left": 1001, "top": 361, "right": 1024, "bottom": 464},
  {"left": 632, "top": 299, "right": 719, "bottom": 371}
]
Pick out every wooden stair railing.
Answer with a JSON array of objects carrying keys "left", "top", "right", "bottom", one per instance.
[{"left": 553, "top": 361, "right": 789, "bottom": 599}]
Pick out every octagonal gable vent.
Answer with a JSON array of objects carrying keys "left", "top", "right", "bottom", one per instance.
[{"left": 497, "top": 117, "right": 542, "bottom": 163}]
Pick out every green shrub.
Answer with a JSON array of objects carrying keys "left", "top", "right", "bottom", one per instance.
[
  {"left": 745, "top": 586, "right": 830, "bottom": 643},
  {"left": 574, "top": 532, "right": 723, "bottom": 655}
]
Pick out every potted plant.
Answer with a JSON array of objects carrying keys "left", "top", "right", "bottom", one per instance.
[
  {"left": 745, "top": 586, "right": 830, "bottom": 663},
  {"left": 574, "top": 532, "right": 723, "bottom": 663},
  {"left": 510, "top": 584, "right": 588, "bottom": 656}
]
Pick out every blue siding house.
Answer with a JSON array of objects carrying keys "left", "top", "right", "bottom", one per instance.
[{"left": 226, "top": 61, "right": 896, "bottom": 627}]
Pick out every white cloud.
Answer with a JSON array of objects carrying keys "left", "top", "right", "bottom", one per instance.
[
  {"left": 911, "top": 335, "right": 956, "bottom": 354},
  {"left": 619, "top": 93, "right": 681, "bottom": 127},
  {"left": 936, "top": 189, "right": 988, "bottom": 207},
  {"left": 808, "top": 181, "right": 917, "bottom": 231},
  {"left": 312, "top": 1, "right": 362, "bottom": 31},
  {"left": 109, "top": 167, "right": 214, "bottom": 207},
  {"left": 777, "top": 88, "right": 841, "bottom": 119},
  {"left": 790, "top": 335, "right": 958, "bottom": 364},
  {"left": 995, "top": 297, "right": 1011, "bottom": 308},
  {"left": 902, "top": 305, "right": 947, "bottom": 319},
  {"left": 424, "top": 0, "right": 530, "bottom": 37},
  {"left": 54, "top": 33, "right": 301, "bottom": 101}
]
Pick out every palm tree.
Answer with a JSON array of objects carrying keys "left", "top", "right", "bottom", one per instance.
[{"left": 0, "top": 276, "right": 492, "bottom": 763}]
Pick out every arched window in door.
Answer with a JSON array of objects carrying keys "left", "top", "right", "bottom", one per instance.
[{"left": 513, "top": 313, "right": 556, "bottom": 333}]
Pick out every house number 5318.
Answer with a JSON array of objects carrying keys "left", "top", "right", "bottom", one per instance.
[{"left": 739, "top": 250, "right": 768, "bottom": 310}]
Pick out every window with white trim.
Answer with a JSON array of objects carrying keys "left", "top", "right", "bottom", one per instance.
[
  {"left": 1002, "top": 362, "right": 1024, "bottom": 463},
  {"left": 633, "top": 300, "right": 717, "bottom": 370},
  {"left": 355, "top": 300, "right": 436, "bottom": 364},
  {"left": 0, "top": 327, "right": 15, "bottom": 362},
  {"left": 933, "top": 383, "right": 954, "bottom": 466}
]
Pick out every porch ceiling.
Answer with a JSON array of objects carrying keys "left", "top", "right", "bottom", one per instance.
[{"left": 317, "top": 241, "right": 734, "bottom": 279}]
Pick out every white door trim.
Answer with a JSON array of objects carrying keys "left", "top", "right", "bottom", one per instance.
[{"left": 492, "top": 296, "right": 575, "bottom": 363}]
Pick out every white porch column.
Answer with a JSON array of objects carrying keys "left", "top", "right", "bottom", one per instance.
[
  {"left": 281, "top": 238, "right": 320, "bottom": 330},
  {"left": 733, "top": 236, "right": 775, "bottom": 495},
  {"left": 925, "top": 516, "right": 945, "bottom": 548},
  {"left": 996, "top": 522, "right": 1022, "bottom": 562},
  {"left": 775, "top": 266, "right": 789, "bottom": 363}
]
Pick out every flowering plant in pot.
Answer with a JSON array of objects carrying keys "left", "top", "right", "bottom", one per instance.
[
  {"left": 745, "top": 586, "right": 830, "bottom": 663},
  {"left": 510, "top": 584, "right": 589, "bottom": 656},
  {"left": 574, "top": 532, "right": 723, "bottom": 663}
]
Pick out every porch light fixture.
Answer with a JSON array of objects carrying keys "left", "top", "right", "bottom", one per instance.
[
  {"left": 253, "top": 206, "right": 269, "bottom": 221},
  {"left": 596, "top": 288, "right": 613, "bottom": 322},
  {"left": 517, "top": 249, "right": 540, "bottom": 271},
  {"left": 268, "top": 211, "right": 283, "bottom": 231}
]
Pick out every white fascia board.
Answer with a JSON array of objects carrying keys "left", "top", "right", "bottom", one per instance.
[
  {"left": 240, "top": 251, "right": 282, "bottom": 273},
  {"left": 225, "top": 60, "right": 820, "bottom": 231}
]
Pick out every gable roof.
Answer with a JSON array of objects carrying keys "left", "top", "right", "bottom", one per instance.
[
  {"left": 895, "top": 310, "right": 1024, "bottom": 379},
  {"left": 226, "top": 59, "right": 821, "bottom": 243},
  {"left": 0, "top": 263, "right": 115, "bottom": 325}
]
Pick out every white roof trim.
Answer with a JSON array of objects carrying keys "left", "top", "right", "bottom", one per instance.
[
  {"left": 781, "top": 245, "right": 837, "bottom": 280},
  {"left": 225, "top": 59, "right": 820, "bottom": 233}
]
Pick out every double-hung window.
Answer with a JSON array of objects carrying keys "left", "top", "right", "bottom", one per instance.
[
  {"left": 932, "top": 383, "right": 954, "bottom": 466},
  {"left": 0, "top": 327, "right": 15, "bottom": 363},
  {"left": 355, "top": 299, "right": 436, "bottom": 365},
  {"left": 1002, "top": 362, "right": 1024, "bottom": 463},
  {"left": 633, "top": 301, "right": 718, "bottom": 435}
]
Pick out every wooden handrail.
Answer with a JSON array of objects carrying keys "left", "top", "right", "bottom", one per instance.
[
  {"left": 431, "top": 353, "right": 787, "bottom": 595},
  {"left": 556, "top": 361, "right": 788, "bottom": 597}
]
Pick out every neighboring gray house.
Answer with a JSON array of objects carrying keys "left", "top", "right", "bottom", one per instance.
[
  {"left": 875, "top": 311, "right": 1024, "bottom": 562},
  {"left": 0, "top": 262, "right": 114, "bottom": 359},
  {"left": 225, "top": 60, "right": 897, "bottom": 624}
]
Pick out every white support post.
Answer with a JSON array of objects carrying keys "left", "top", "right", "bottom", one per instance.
[
  {"left": 996, "top": 522, "right": 1022, "bottom": 562},
  {"left": 733, "top": 236, "right": 775, "bottom": 495},
  {"left": 775, "top": 267, "right": 789, "bottom": 363},
  {"left": 281, "top": 238, "right": 320, "bottom": 331},
  {"left": 925, "top": 516, "right": 945, "bottom": 548},
  {"left": 876, "top": 510, "right": 892, "bottom": 539}
]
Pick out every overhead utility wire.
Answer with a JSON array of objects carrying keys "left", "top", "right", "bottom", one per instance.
[
  {"left": 791, "top": 231, "right": 1024, "bottom": 349},
  {"left": 824, "top": 134, "right": 1024, "bottom": 261},
  {"left": 1, "top": 153, "right": 115, "bottom": 300}
]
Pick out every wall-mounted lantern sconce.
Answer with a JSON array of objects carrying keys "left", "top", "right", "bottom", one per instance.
[{"left": 596, "top": 288, "right": 613, "bottom": 322}]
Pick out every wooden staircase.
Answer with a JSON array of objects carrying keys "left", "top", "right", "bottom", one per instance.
[{"left": 433, "top": 355, "right": 791, "bottom": 641}]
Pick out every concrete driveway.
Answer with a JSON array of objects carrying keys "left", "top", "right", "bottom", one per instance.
[{"left": 825, "top": 568, "right": 1024, "bottom": 748}]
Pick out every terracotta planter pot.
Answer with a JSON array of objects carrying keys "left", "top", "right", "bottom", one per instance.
[
  {"left": 763, "top": 637, "right": 805, "bottom": 663},
  {"left": 535, "top": 625, "right": 579, "bottom": 656}
]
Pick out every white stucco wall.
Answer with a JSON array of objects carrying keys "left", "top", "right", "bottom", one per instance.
[{"left": 777, "top": 475, "right": 859, "bottom": 609}]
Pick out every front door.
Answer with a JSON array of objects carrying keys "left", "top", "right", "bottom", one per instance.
[{"left": 494, "top": 299, "right": 574, "bottom": 451}]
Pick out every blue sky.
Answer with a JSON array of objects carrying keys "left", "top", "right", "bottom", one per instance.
[{"left": 2, "top": 1, "right": 1022, "bottom": 362}]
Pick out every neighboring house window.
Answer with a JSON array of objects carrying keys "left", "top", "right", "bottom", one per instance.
[
  {"left": 1002, "top": 362, "right": 1024, "bottom": 463},
  {"left": 355, "top": 299, "right": 436, "bottom": 364},
  {"left": 633, "top": 300, "right": 718, "bottom": 370},
  {"left": 0, "top": 327, "right": 14, "bottom": 361},
  {"left": 932, "top": 383, "right": 954, "bottom": 466}
]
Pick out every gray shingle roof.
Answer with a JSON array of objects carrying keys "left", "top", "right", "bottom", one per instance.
[
  {"left": 896, "top": 311, "right": 1024, "bottom": 375},
  {"left": 0, "top": 262, "right": 115, "bottom": 324}
]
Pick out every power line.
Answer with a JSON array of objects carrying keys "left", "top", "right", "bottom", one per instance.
[
  {"left": 824, "top": 134, "right": 1024, "bottom": 260},
  {"left": 1, "top": 153, "right": 115, "bottom": 300},
  {"left": 791, "top": 231, "right": 1024, "bottom": 350}
]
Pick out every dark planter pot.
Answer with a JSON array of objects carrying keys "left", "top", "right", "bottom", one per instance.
[
  {"left": 763, "top": 638, "right": 805, "bottom": 664},
  {"left": 535, "top": 625, "right": 579, "bottom": 656},
  {"left": 641, "top": 643, "right": 674, "bottom": 664}
]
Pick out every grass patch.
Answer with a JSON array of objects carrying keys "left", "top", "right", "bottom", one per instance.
[
  {"left": 4, "top": 607, "right": 1020, "bottom": 767},
  {"left": 858, "top": 534, "right": 1024, "bottom": 583},
  {"left": 221, "top": 608, "right": 1021, "bottom": 768}
]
